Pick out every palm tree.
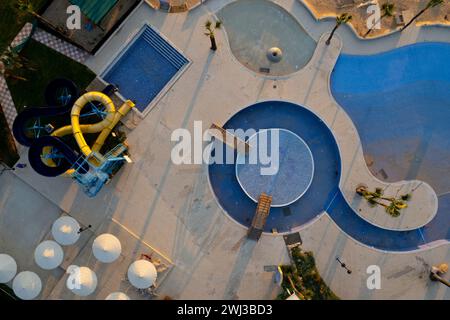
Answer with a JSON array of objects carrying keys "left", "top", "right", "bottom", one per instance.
[
  {"left": 356, "top": 185, "right": 411, "bottom": 217},
  {"left": 401, "top": 0, "right": 444, "bottom": 31},
  {"left": 0, "top": 47, "right": 35, "bottom": 81},
  {"left": 364, "top": 2, "right": 395, "bottom": 38},
  {"left": 204, "top": 20, "right": 222, "bottom": 51},
  {"left": 0, "top": 62, "right": 27, "bottom": 81},
  {"left": 16, "top": 0, "right": 53, "bottom": 27},
  {"left": 326, "top": 13, "right": 352, "bottom": 46}
]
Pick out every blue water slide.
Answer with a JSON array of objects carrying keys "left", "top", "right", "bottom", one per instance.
[
  {"left": 12, "top": 104, "right": 72, "bottom": 147},
  {"left": 28, "top": 135, "right": 89, "bottom": 177}
]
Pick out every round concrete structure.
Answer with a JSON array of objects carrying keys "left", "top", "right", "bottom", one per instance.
[{"left": 236, "top": 129, "right": 314, "bottom": 207}]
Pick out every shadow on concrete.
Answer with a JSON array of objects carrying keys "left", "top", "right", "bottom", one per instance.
[{"left": 223, "top": 238, "right": 257, "bottom": 299}]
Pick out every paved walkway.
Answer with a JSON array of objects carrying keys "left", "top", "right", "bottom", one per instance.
[
  {"left": 3, "top": 0, "right": 450, "bottom": 299},
  {"left": 0, "top": 22, "right": 35, "bottom": 130},
  {"left": 0, "top": 76, "right": 17, "bottom": 130},
  {"left": 32, "top": 28, "right": 90, "bottom": 64},
  {"left": 0, "top": 172, "right": 64, "bottom": 298}
]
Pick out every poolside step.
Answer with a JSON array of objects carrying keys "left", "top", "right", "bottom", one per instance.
[
  {"left": 142, "top": 33, "right": 184, "bottom": 69},
  {"left": 142, "top": 27, "right": 188, "bottom": 70},
  {"left": 142, "top": 32, "right": 187, "bottom": 69},
  {"left": 142, "top": 33, "right": 186, "bottom": 69}
]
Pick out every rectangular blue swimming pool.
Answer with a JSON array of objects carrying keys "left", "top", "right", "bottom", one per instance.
[{"left": 103, "top": 25, "right": 189, "bottom": 113}]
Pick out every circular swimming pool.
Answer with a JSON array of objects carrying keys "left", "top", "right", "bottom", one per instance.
[
  {"left": 208, "top": 101, "right": 341, "bottom": 233},
  {"left": 235, "top": 129, "right": 314, "bottom": 207},
  {"left": 208, "top": 101, "right": 448, "bottom": 251}
]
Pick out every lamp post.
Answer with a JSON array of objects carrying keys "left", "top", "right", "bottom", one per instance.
[
  {"left": 77, "top": 225, "right": 92, "bottom": 234},
  {"left": 0, "top": 163, "right": 27, "bottom": 174},
  {"left": 336, "top": 257, "right": 352, "bottom": 274}
]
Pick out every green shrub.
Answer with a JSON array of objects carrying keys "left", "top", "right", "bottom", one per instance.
[{"left": 277, "top": 247, "right": 339, "bottom": 300}]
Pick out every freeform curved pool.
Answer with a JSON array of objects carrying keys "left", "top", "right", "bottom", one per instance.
[
  {"left": 208, "top": 100, "right": 449, "bottom": 251},
  {"left": 331, "top": 42, "right": 450, "bottom": 250},
  {"left": 218, "top": 0, "right": 316, "bottom": 76}
]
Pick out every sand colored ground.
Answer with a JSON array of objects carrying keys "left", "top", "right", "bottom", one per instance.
[{"left": 302, "top": 0, "right": 450, "bottom": 38}]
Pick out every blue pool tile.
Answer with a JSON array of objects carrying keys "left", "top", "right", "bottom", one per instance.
[{"left": 104, "top": 26, "right": 188, "bottom": 113}]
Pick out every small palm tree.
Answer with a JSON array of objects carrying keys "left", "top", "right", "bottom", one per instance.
[
  {"left": 0, "top": 47, "right": 35, "bottom": 81},
  {"left": 364, "top": 2, "right": 395, "bottom": 38},
  {"left": 326, "top": 13, "right": 352, "bottom": 46},
  {"left": 16, "top": 0, "right": 53, "bottom": 27},
  {"left": 402, "top": 0, "right": 444, "bottom": 31},
  {"left": 204, "top": 20, "right": 222, "bottom": 51},
  {"left": 356, "top": 185, "right": 411, "bottom": 217}
]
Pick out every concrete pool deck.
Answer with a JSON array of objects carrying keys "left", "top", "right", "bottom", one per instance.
[{"left": 1, "top": 0, "right": 450, "bottom": 299}]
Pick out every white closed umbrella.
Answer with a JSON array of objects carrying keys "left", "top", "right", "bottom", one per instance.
[
  {"left": 12, "top": 271, "right": 42, "bottom": 300},
  {"left": 127, "top": 260, "right": 157, "bottom": 289},
  {"left": 0, "top": 254, "right": 17, "bottom": 283},
  {"left": 92, "top": 234, "right": 121, "bottom": 263},
  {"left": 66, "top": 266, "right": 97, "bottom": 297},
  {"left": 105, "top": 292, "right": 130, "bottom": 300},
  {"left": 34, "top": 240, "right": 64, "bottom": 270},
  {"left": 52, "top": 216, "right": 80, "bottom": 246}
]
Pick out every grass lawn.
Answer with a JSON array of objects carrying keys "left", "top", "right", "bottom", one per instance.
[
  {"left": 0, "top": 0, "right": 48, "bottom": 167},
  {"left": 0, "top": 1, "right": 96, "bottom": 166},
  {"left": 7, "top": 40, "right": 96, "bottom": 112},
  {"left": 0, "top": 105, "right": 19, "bottom": 167},
  {"left": 0, "top": 0, "right": 48, "bottom": 53}
]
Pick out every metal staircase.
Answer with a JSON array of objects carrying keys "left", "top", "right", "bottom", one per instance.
[{"left": 70, "top": 143, "right": 129, "bottom": 197}]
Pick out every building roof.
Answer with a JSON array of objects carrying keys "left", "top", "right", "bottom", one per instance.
[{"left": 69, "top": 0, "right": 118, "bottom": 24}]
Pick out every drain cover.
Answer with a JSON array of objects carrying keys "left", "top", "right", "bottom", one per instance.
[
  {"left": 267, "top": 47, "right": 283, "bottom": 63},
  {"left": 282, "top": 207, "right": 292, "bottom": 217}
]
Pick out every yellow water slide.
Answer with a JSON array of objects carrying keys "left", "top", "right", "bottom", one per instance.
[{"left": 43, "top": 91, "right": 134, "bottom": 173}]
